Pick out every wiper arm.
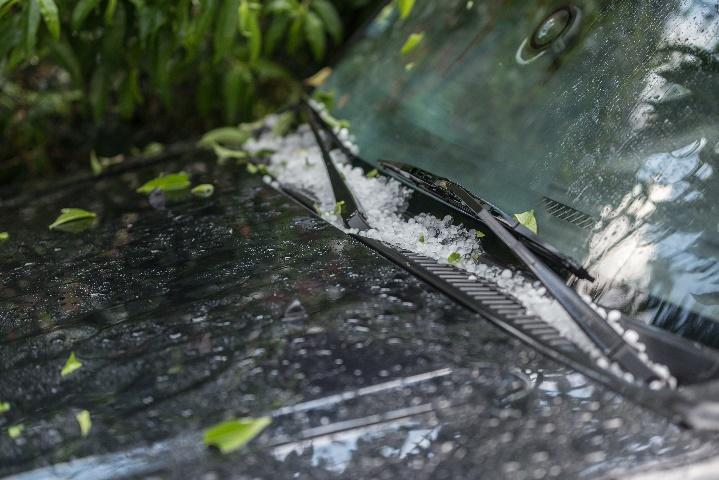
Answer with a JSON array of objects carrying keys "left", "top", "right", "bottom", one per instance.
[
  {"left": 378, "top": 160, "right": 594, "bottom": 281},
  {"left": 443, "top": 180, "right": 661, "bottom": 384}
]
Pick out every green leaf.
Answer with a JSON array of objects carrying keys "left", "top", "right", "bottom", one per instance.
[
  {"left": 90, "top": 151, "right": 103, "bottom": 175},
  {"left": 333, "top": 200, "right": 345, "bottom": 216},
  {"left": 136, "top": 172, "right": 191, "bottom": 194},
  {"left": 311, "top": 0, "right": 341, "bottom": 44},
  {"left": 514, "top": 209, "right": 538, "bottom": 234},
  {"left": 246, "top": 10, "right": 262, "bottom": 63},
  {"left": 60, "top": 352, "right": 83, "bottom": 377},
  {"left": 118, "top": 68, "right": 142, "bottom": 119},
  {"left": 25, "top": 0, "right": 41, "bottom": 54},
  {"left": 304, "top": 11, "right": 325, "bottom": 60},
  {"left": 212, "top": 144, "right": 249, "bottom": 162},
  {"left": 223, "top": 64, "right": 247, "bottom": 124},
  {"left": 287, "top": 10, "right": 305, "bottom": 54},
  {"left": 72, "top": 0, "right": 101, "bottom": 31},
  {"left": 38, "top": 0, "right": 59, "bottom": 39},
  {"left": 187, "top": 0, "right": 217, "bottom": 49},
  {"left": 396, "top": 0, "right": 415, "bottom": 19},
  {"left": 104, "top": 0, "right": 117, "bottom": 24},
  {"left": 76, "top": 410, "right": 92, "bottom": 437},
  {"left": 8, "top": 424, "right": 23, "bottom": 439},
  {"left": 266, "top": 0, "right": 292, "bottom": 13},
  {"left": 475, "top": 230, "right": 485, "bottom": 238},
  {"left": 366, "top": 168, "right": 379, "bottom": 178},
  {"left": 203, "top": 417, "right": 271, "bottom": 453},
  {"left": 191, "top": 184, "right": 215, "bottom": 198},
  {"left": 200, "top": 126, "right": 252, "bottom": 148},
  {"left": 265, "top": 15, "right": 289, "bottom": 56},
  {"left": 418, "top": 233, "right": 425, "bottom": 243},
  {"left": 401, "top": 32, "right": 423, "bottom": 55},
  {"left": 0, "top": 402, "right": 10, "bottom": 413},
  {"left": 0, "top": 232, "right": 9, "bottom": 242},
  {"left": 447, "top": 252, "right": 461, "bottom": 264},
  {"left": 49, "top": 209, "right": 97, "bottom": 230},
  {"left": 89, "top": 67, "right": 108, "bottom": 121},
  {"left": 238, "top": 0, "right": 250, "bottom": 35},
  {"left": 214, "top": 0, "right": 239, "bottom": 62}
]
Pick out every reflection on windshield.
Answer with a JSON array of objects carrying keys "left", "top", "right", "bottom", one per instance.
[{"left": 324, "top": 0, "right": 719, "bottom": 347}]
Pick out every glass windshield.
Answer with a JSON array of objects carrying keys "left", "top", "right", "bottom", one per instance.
[{"left": 323, "top": 0, "right": 719, "bottom": 347}]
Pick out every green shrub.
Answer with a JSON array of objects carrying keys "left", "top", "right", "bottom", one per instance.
[{"left": 0, "top": 0, "right": 376, "bottom": 180}]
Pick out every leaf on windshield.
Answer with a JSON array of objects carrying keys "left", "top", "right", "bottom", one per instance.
[
  {"left": 305, "top": 67, "right": 333, "bottom": 88},
  {"left": 8, "top": 424, "right": 23, "bottom": 439},
  {"left": 0, "top": 402, "right": 10, "bottom": 413},
  {"left": 76, "top": 410, "right": 92, "bottom": 437},
  {"left": 136, "top": 172, "right": 190, "bottom": 194},
  {"left": 396, "top": 0, "right": 415, "bottom": 19},
  {"left": 203, "top": 417, "right": 271, "bottom": 453},
  {"left": 60, "top": 352, "right": 83, "bottom": 377},
  {"left": 401, "top": 32, "right": 423, "bottom": 55},
  {"left": 366, "top": 169, "right": 379, "bottom": 178},
  {"left": 448, "top": 252, "right": 461, "bottom": 264},
  {"left": 0, "top": 232, "right": 8, "bottom": 242},
  {"left": 514, "top": 209, "right": 538, "bottom": 234},
  {"left": 333, "top": 200, "right": 345, "bottom": 216},
  {"left": 191, "top": 184, "right": 215, "bottom": 198},
  {"left": 49, "top": 209, "right": 97, "bottom": 230}
]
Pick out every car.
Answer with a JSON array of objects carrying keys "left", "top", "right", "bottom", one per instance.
[{"left": 3, "top": 0, "right": 719, "bottom": 478}]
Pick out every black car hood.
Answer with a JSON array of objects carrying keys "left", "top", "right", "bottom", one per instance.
[{"left": 1, "top": 149, "right": 718, "bottom": 479}]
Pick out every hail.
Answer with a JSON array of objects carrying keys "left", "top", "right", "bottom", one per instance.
[{"left": 244, "top": 111, "right": 676, "bottom": 390}]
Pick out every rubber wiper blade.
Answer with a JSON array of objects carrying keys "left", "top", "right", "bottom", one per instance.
[
  {"left": 378, "top": 160, "right": 594, "bottom": 281},
  {"left": 443, "top": 180, "right": 661, "bottom": 385}
]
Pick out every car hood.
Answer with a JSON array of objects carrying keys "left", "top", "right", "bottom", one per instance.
[{"left": 1, "top": 148, "right": 718, "bottom": 479}]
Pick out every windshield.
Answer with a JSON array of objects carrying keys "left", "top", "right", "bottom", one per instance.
[{"left": 322, "top": 0, "right": 719, "bottom": 347}]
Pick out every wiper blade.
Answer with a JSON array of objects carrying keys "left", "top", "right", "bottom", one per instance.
[
  {"left": 305, "top": 106, "right": 371, "bottom": 232},
  {"left": 443, "top": 180, "right": 661, "bottom": 385},
  {"left": 378, "top": 160, "right": 594, "bottom": 281}
]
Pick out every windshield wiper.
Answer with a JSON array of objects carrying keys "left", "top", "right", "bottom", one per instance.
[
  {"left": 304, "top": 104, "right": 661, "bottom": 385},
  {"left": 379, "top": 160, "right": 594, "bottom": 281},
  {"left": 442, "top": 180, "right": 661, "bottom": 384}
]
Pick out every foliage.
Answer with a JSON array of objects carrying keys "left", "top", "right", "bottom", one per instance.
[
  {"left": 190, "top": 183, "right": 215, "bottom": 198},
  {"left": 514, "top": 210, "right": 538, "bottom": 235},
  {"left": 203, "top": 417, "right": 271, "bottom": 453},
  {"left": 136, "top": 171, "right": 191, "bottom": 194},
  {"left": 49, "top": 208, "right": 97, "bottom": 230},
  {"left": 60, "top": 351, "right": 83, "bottom": 377},
  {"left": 75, "top": 410, "right": 92, "bottom": 437},
  {"left": 0, "top": 0, "right": 378, "bottom": 181}
]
